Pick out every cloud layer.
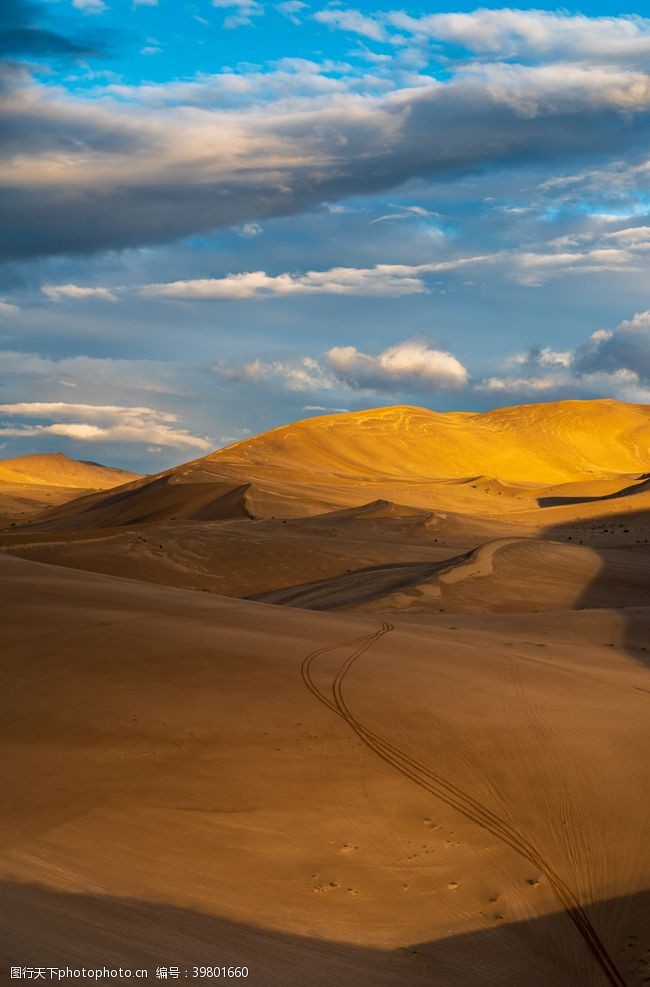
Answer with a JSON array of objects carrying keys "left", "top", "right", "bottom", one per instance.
[
  {"left": 5, "top": 8, "right": 650, "bottom": 258},
  {"left": 0, "top": 402, "right": 212, "bottom": 450}
]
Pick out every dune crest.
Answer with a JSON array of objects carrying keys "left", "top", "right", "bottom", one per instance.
[
  {"left": 0, "top": 451, "right": 139, "bottom": 489},
  {"left": 13, "top": 398, "right": 650, "bottom": 532},
  {"left": 211, "top": 399, "right": 650, "bottom": 483}
]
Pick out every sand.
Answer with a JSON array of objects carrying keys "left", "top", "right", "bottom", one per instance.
[
  {"left": 0, "top": 453, "right": 140, "bottom": 524},
  {"left": 1, "top": 399, "right": 649, "bottom": 986}
]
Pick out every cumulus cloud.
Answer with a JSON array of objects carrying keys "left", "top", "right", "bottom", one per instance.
[
  {"left": 476, "top": 311, "right": 650, "bottom": 402},
  {"left": 326, "top": 340, "right": 468, "bottom": 391},
  {"left": 572, "top": 312, "right": 650, "bottom": 380},
  {"left": 216, "top": 316, "right": 650, "bottom": 405},
  {"left": 0, "top": 402, "right": 211, "bottom": 450},
  {"left": 216, "top": 340, "right": 469, "bottom": 394},
  {"left": 42, "top": 284, "right": 118, "bottom": 302}
]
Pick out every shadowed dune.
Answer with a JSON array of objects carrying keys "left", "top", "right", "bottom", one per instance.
[
  {"left": 1, "top": 554, "right": 648, "bottom": 987},
  {"left": 538, "top": 475, "right": 650, "bottom": 508},
  {"left": 1, "top": 882, "right": 648, "bottom": 987},
  {"left": 247, "top": 552, "right": 472, "bottom": 609}
]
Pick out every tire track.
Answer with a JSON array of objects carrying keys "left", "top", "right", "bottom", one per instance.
[{"left": 301, "top": 620, "right": 627, "bottom": 987}]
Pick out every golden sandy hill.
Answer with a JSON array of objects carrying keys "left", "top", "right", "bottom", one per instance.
[
  {"left": 12, "top": 398, "right": 650, "bottom": 532},
  {"left": 0, "top": 452, "right": 142, "bottom": 521},
  {"left": 212, "top": 399, "right": 650, "bottom": 484},
  {"left": 0, "top": 452, "right": 139, "bottom": 489}
]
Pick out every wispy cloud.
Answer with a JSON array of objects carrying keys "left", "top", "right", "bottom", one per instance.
[
  {"left": 0, "top": 402, "right": 211, "bottom": 450},
  {"left": 42, "top": 284, "right": 118, "bottom": 302},
  {"left": 72, "top": 0, "right": 108, "bottom": 14},
  {"left": 141, "top": 256, "right": 490, "bottom": 300},
  {"left": 212, "top": 0, "right": 263, "bottom": 28}
]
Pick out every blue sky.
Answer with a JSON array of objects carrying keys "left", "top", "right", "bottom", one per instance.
[{"left": 1, "top": 0, "right": 650, "bottom": 470}]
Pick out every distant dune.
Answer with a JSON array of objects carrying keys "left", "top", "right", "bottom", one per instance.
[
  {"left": 0, "top": 451, "right": 139, "bottom": 489},
  {"left": 0, "top": 452, "right": 141, "bottom": 521}
]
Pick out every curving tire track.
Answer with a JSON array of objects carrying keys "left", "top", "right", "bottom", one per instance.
[{"left": 301, "top": 619, "right": 627, "bottom": 987}]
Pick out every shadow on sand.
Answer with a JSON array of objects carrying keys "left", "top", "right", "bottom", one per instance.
[
  {"left": 541, "top": 507, "right": 650, "bottom": 669},
  {"left": 0, "top": 882, "right": 648, "bottom": 987}
]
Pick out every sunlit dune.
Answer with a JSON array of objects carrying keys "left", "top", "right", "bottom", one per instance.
[
  {"left": 1, "top": 399, "right": 649, "bottom": 987},
  {"left": 214, "top": 399, "right": 650, "bottom": 483},
  {"left": 0, "top": 452, "right": 141, "bottom": 522},
  {"left": 9, "top": 398, "right": 650, "bottom": 533}
]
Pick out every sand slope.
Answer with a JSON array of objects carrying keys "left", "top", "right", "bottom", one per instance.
[
  {"left": 211, "top": 400, "right": 650, "bottom": 484},
  {"left": 0, "top": 453, "right": 141, "bottom": 522},
  {"left": 14, "top": 399, "right": 650, "bottom": 532},
  {"left": 1, "top": 555, "right": 648, "bottom": 986},
  {"left": 0, "top": 453, "right": 139, "bottom": 490}
]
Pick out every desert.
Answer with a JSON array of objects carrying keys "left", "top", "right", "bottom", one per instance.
[
  {"left": 1, "top": 399, "right": 648, "bottom": 987},
  {"left": 3, "top": 2, "right": 650, "bottom": 982}
]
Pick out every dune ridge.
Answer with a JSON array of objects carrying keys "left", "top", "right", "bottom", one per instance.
[
  {"left": 0, "top": 452, "right": 139, "bottom": 489},
  {"left": 11, "top": 398, "right": 650, "bottom": 532}
]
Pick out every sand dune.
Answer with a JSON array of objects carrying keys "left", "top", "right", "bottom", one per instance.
[
  {"left": 0, "top": 453, "right": 141, "bottom": 523},
  {"left": 0, "top": 452, "right": 139, "bottom": 490},
  {"left": 11, "top": 399, "right": 650, "bottom": 533},
  {"left": 1, "top": 554, "right": 648, "bottom": 986},
  {"left": 2, "top": 399, "right": 649, "bottom": 985},
  {"left": 213, "top": 400, "right": 650, "bottom": 484}
]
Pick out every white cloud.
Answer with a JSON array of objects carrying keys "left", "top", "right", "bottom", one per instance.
[
  {"left": 475, "top": 311, "right": 650, "bottom": 402},
  {"left": 72, "top": 0, "right": 108, "bottom": 13},
  {"left": 216, "top": 340, "right": 469, "bottom": 394},
  {"left": 0, "top": 298, "right": 19, "bottom": 315},
  {"left": 42, "top": 284, "right": 118, "bottom": 302},
  {"left": 212, "top": 0, "right": 263, "bottom": 28},
  {"left": 330, "top": 8, "right": 650, "bottom": 67},
  {"left": 238, "top": 222, "right": 263, "bottom": 238},
  {"left": 0, "top": 402, "right": 211, "bottom": 450},
  {"left": 218, "top": 356, "right": 333, "bottom": 391},
  {"left": 277, "top": 0, "right": 306, "bottom": 24},
  {"left": 314, "top": 8, "right": 387, "bottom": 41},
  {"left": 142, "top": 256, "right": 490, "bottom": 301},
  {"left": 326, "top": 340, "right": 468, "bottom": 391},
  {"left": 369, "top": 205, "right": 438, "bottom": 225}
]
